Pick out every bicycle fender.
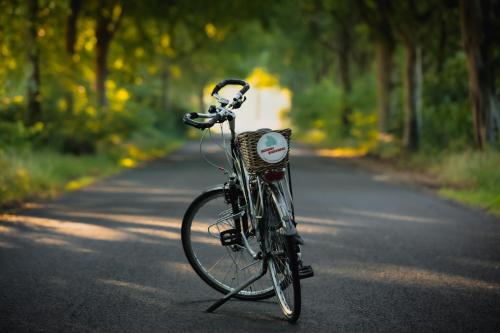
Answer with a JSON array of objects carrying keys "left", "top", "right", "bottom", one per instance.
[
  {"left": 268, "top": 184, "right": 297, "bottom": 236},
  {"left": 199, "top": 184, "right": 226, "bottom": 195}
]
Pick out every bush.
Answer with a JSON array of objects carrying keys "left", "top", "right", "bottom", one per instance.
[
  {"left": 436, "top": 150, "right": 500, "bottom": 214},
  {"left": 291, "top": 79, "right": 343, "bottom": 141},
  {"left": 0, "top": 132, "right": 182, "bottom": 208},
  {"left": 291, "top": 69, "right": 377, "bottom": 148},
  {"left": 0, "top": 148, "right": 117, "bottom": 206},
  {"left": 421, "top": 52, "right": 472, "bottom": 150}
]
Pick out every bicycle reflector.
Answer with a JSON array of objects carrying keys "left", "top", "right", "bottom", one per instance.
[{"left": 263, "top": 170, "right": 285, "bottom": 182}]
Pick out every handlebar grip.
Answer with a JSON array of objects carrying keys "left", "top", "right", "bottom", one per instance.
[
  {"left": 211, "top": 79, "right": 250, "bottom": 96},
  {"left": 183, "top": 112, "right": 222, "bottom": 129}
]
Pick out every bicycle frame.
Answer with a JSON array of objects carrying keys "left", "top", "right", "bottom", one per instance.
[
  {"left": 206, "top": 119, "right": 298, "bottom": 313},
  {"left": 229, "top": 119, "right": 296, "bottom": 246}
]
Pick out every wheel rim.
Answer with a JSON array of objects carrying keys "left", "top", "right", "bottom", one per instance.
[
  {"left": 268, "top": 231, "right": 296, "bottom": 316},
  {"left": 186, "top": 192, "right": 274, "bottom": 296}
]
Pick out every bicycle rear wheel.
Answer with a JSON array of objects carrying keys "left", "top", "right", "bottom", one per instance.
[
  {"left": 265, "top": 190, "right": 301, "bottom": 322},
  {"left": 181, "top": 187, "right": 275, "bottom": 300}
]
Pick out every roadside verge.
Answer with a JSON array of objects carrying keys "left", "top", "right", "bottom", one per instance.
[{"left": 0, "top": 140, "right": 183, "bottom": 212}]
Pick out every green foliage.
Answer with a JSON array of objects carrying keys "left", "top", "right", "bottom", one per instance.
[
  {"left": 291, "top": 68, "right": 377, "bottom": 148},
  {"left": 0, "top": 0, "right": 498, "bottom": 213},
  {"left": 0, "top": 136, "right": 181, "bottom": 207},
  {"left": 440, "top": 189, "right": 500, "bottom": 216},
  {"left": 291, "top": 80, "right": 342, "bottom": 143},
  {"left": 421, "top": 52, "right": 472, "bottom": 150},
  {"left": 374, "top": 149, "right": 500, "bottom": 215},
  {"left": 425, "top": 150, "right": 500, "bottom": 215},
  {"left": 0, "top": 0, "right": 271, "bottom": 208},
  {"left": 434, "top": 150, "right": 500, "bottom": 193},
  {"left": 0, "top": 121, "right": 35, "bottom": 148},
  {"left": 0, "top": 148, "right": 117, "bottom": 206}
]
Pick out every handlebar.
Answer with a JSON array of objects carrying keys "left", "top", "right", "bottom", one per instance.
[
  {"left": 183, "top": 112, "right": 223, "bottom": 129},
  {"left": 211, "top": 79, "right": 250, "bottom": 97},
  {"left": 183, "top": 79, "right": 249, "bottom": 130}
]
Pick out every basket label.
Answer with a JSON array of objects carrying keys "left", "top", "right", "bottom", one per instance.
[{"left": 257, "top": 132, "right": 288, "bottom": 163}]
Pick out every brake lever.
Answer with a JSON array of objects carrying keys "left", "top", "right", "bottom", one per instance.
[
  {"left": 231, "top": 96, "right": 246, "bottom": 109},
  {"left": 213, "top": 93, "right": 229, "bottom": 106}
]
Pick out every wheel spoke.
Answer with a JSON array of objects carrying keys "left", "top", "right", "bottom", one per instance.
[
  {"left": 183, "top": 190, "right": 274, "bottom": 299},
  {"left": 265, "top": 191, "right": 300, "bottom": 321},
  {"left": 207, "top": 254, "right": 226, "bottom": 273}
]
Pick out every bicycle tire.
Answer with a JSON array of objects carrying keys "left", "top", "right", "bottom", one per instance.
[
  {"left": 181, "top": 187, "right": 275, "bottom": 300},
  {"left": 265, "top": 191, "right": 301, "bottom": 322}
]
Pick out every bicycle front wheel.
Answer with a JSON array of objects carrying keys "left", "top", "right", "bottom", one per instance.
[{"left": 181, "top": 187, "right": 275, "bottom": 300}]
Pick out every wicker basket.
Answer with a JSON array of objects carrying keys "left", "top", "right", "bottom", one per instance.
[{"left": 236, "top": 128, "right": 292, "bottom": 174}]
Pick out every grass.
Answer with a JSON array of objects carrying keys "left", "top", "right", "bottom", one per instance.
[
  {"left": 302, "top": 133, "right": 500, "bottom": 216},
  {"left": 0, "top": 150, "right": 118, "bottom": 206},
  {"left": 378, "top": 148, "right": 500, "bottom": 216},
  {"left": 0, "top": 136, "right": 182, "bottom": 209},
  {"left": 431, "top": 150, "right": 500, "bottom": 215}
]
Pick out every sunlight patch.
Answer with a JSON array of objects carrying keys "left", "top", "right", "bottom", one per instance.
[
  {"left": 164, "top": 261, "right": 193, "bottom": 274},
  {"left": 334, "top": 208, "right": 445, "bottom": 224},
  {"left": 100, "top": 279, "right": 167, "bottom": 295},
  {"left": 125, "top": 227, "right": 180, "bottom": 240},
  {"left": 317, "top": 147, "right": 368, "bottom": 158},
  {"left": 1, "top": 214, "right": 130, "bottom": 241},
  {"left": 320, "top": 262, "right": 500, "bottom": 292}
]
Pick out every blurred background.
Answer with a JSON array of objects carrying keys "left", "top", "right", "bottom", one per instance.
[{"left": 0, "top": 0, "right": 499, "bottom": 213}]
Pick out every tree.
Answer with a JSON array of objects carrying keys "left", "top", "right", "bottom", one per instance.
[
  {"left": 335, "top": 15, "right": 353, "bottom": 135},
  {"left": 26, "top": 0, "right": 41, "bottom": 125},
  {"left": 95, "top": 0, "right": 122, "bottom": 107},
  {"left": 387, "top": 1, "right": 435, "bottom": 151},
  {"left": 330, "top": 2, "right": 357, "bottom": 136},
  {"left": 460, "top": 0, "right": 500, "bottom": 149},
  {"left": 64, "top": 0, "right": 82, "bottom": 113},
  {"left": 66, "top": 0, "right": 82, "bottom": 55},
  {"left": 356, "top": 0, "right": 395, "bottom": 134}
]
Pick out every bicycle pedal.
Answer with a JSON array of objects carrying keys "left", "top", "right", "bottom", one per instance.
[
  {"left": 298, "top": 265, "right": 314, "bottom": 279},
  {"left": 220, "top": 229, "right": 241, "bottom": 246}
]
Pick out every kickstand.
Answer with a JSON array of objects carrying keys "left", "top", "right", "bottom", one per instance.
[{"left": 206, "top": 257, "right": 268, "bottom": 313}]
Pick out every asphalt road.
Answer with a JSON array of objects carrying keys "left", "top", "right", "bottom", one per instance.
[{"left": 1, "top": 141, "right": 500, "bottom": 332}]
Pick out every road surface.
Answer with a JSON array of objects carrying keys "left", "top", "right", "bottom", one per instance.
[{"left": 1, "top": 141, "right": 500, "bottom": 332}]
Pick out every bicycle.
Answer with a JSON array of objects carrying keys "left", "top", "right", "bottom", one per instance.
[{"left": 181, "top": 79, "right": 313, "bottom": 322}]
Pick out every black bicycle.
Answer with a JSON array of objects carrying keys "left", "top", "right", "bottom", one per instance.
[{"left": 181, "top": 79, "right": 313, "bottom": 322}]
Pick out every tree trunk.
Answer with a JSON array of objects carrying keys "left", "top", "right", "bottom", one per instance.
[
  {"left": 65, "top": 0, "right": 81, "bottom": 113},
  {"left": 26, "top": 0, "right": 41, "bottom": 125},
  {"left": 95, "top": 0, "right": 122, "bottom": 108},
  {"left": 338, "top": 34, "right": 352, "bottom": 136},
  {"left": 160, "top": 66, "right": 170, "bottom": 112},
  {"left": 315, "top": 52, "right": 330, "bottom": 84},
  {"left": 375, "top": 39, "right": 394, "bottom": 134},
  {"left": 460, "top": 0, "right": 498, "bottom": 148},
  {"left": 66, "top": 0, "right": 81, "bottom": 55},
  {"left": 403, "top": 42, "right": 421, "bottom": 150},
  {"left": 96, "top": 15, "right": 111, "bottom": 107}
]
